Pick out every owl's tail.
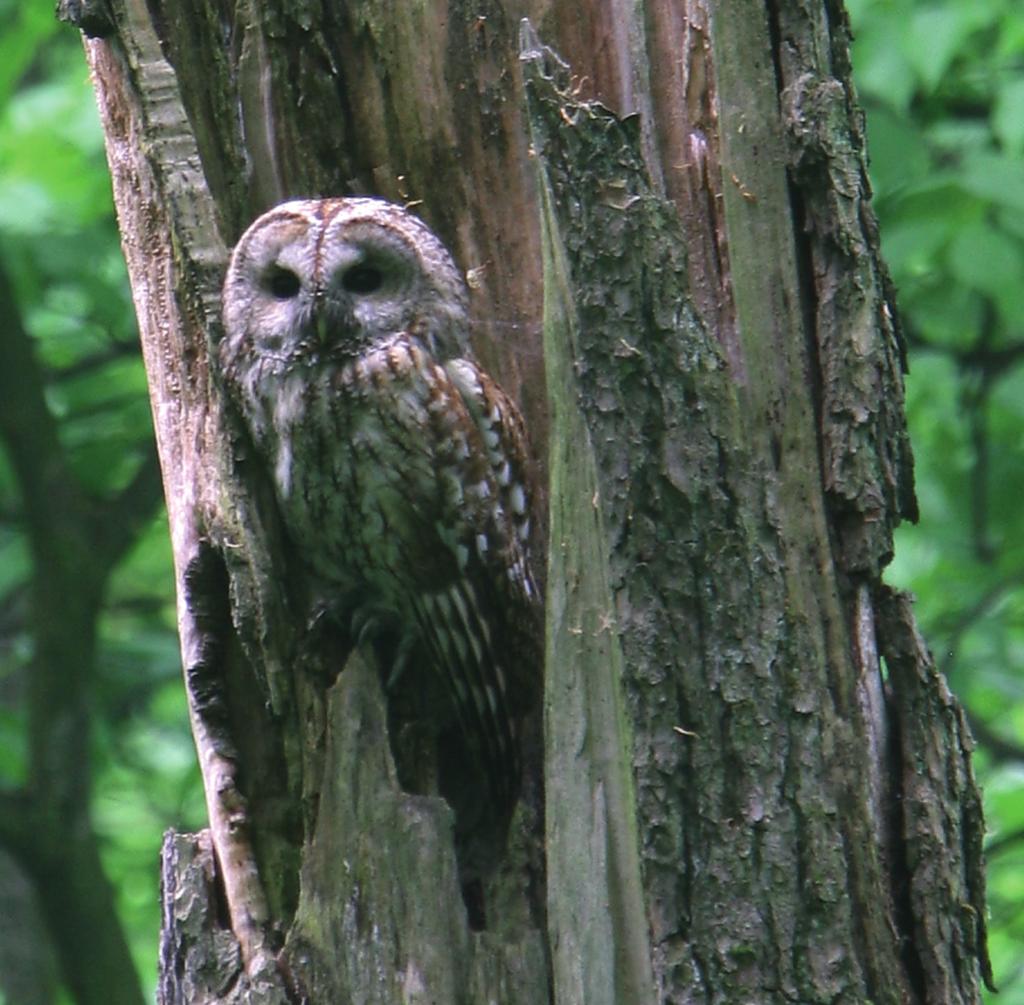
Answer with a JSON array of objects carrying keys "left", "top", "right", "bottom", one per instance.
[{"left": 413, "top": 579, "right": 522, "bottom": 817}]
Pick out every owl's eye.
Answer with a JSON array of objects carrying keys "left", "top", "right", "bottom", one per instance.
[
  {"left": 341, "top": 264, "right": 384, "bottom": 294},
  {"left": 265, "top": 266, "right": 301, "bottom": 299}
]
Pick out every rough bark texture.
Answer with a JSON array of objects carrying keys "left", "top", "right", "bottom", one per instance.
[{"left": 70, "top": 0, "right": 990, "bottom": 1002}]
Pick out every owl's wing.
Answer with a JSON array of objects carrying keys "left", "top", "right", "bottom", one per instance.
[
  {"left": 406, "top": 357, "right": 541, "bottom": 819},
  {"left": 443, "top": 357, "right": 539, "bottom": 607},
  {"left": 413, "top": 575, "right": 521, "bottom": 818}
]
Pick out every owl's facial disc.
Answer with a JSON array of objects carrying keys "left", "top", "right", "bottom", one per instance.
[{"left": 221, "top": 199, "right": 471, "bottom": 371}]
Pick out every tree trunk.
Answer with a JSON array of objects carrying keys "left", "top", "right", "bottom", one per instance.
[{"left": 70, "top": 0, "right": 991, "bottom": 1002}]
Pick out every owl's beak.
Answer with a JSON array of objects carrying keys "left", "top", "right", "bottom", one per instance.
[
  {"left": 310, "top": 283, "right": 355, "bottom": 349},
  {"left": 314, "top": 306, "right": 331, "bottom": 347},
  {"left": 310, "top": 286, "right": 333, "bottom": 347}
]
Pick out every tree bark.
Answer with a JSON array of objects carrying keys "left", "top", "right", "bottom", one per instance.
[{"left": 71, "top": 0, "right": 991, "bottom": 1002}]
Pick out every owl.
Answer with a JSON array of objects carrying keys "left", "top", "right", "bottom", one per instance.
[{"left": 218, "top": 198, "right": 541, "bottom": 868}]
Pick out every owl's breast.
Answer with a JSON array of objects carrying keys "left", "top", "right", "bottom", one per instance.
[{"left": 264, "top": 335, "right": 489, "bottom": 605}]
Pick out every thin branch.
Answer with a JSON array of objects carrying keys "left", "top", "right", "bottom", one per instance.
[
  {"left": 936, "top": 570, "right": 1024, "bottom": 676},
  {"left": 965, "top": 712, "right": 1024, "bottom": 765},
  {"left": 91, "top": 446, "right": 165, "bottom": 571},
  {"left": 963, "top": 301, "right": 998, "bottom": 561},
  {"left": 959, "top": 341, "right": 1024, "bottom": 375},
  {"left": 902, "top": 312, "right": 1024, "bottom": 380},
  {"left": 984, "top": 823, "right": 1024, "bottom": 859},
  {"left": 963, "top": 373, "right": 994, "bottom": 562},
  {"left": 57, "top": 391, "right": 150, "bottom": 423},
  {"left": 103, "top": 594, "right": 173, "bottom": 616},
  {"left": 46, "top": 340, "right": 139, "bottom": 383}
]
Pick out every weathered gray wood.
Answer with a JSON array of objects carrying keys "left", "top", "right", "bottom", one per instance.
[
  {"left": 285, "top": 652, "right": 549, "bottom": 1003},
  {"left": 159, "top": 832, "right": 247, "bottom": 1005}
]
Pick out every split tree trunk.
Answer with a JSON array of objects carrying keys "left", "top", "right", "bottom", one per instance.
[{"left": 69, "top": 0, "right": 991, "bottom": 1002}]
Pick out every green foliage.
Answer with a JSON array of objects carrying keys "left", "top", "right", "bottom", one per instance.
[
  {"left": 849, "top": 0, "right": 1024, "bottom": 997},
  {"left": 0, "top": 16, "right": 202, "bottom": 998}
]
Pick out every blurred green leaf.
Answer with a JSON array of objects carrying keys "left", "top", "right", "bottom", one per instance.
[
  {"left": 906, "top": 6, "right": 980, "bottom": 92},
  {"left": 851, "top": 11, "right": 917, "bottom": 111},
  {"left": 960, "top": 151, "right": 1024, "bottom": 213},
  {"left": 946, "top": 222, "right": 1024, "bottom": 297},
  {"left": 0, "top": 6, "right": 60, "bottom": 107},
  {"left": 863, "top": 107, "right": 932, "bottom": 199},
  {"left": 994, "top": 78, "right": 1024, "bottom": 154}
]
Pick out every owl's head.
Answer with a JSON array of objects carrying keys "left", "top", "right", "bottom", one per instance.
[{"left": 220, "top": 198, "right": 470, "bottom": 373}]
